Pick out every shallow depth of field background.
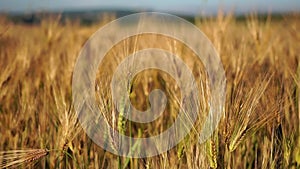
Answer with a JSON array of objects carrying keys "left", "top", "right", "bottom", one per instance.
[{"left": 0, "top": 4, "right": 300, "bottom": 169}]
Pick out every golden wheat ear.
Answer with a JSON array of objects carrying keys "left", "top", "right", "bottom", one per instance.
[
  {"left": 228, "top": 75, "right": 279, "bottom": 152},
  {"left": 0, "top": 149, "right": 49, "bottom": 168}
]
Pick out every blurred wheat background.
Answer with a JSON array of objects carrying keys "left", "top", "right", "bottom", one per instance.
[{"left": 0, "top": 11, "right": 299, "bottom": 169}]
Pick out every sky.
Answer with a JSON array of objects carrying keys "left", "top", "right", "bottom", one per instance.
[{"left": 0, "top": 0, "right": 299, "bottom": 15}]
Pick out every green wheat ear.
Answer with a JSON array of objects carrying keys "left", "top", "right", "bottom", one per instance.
[
  {"left": 117, "top": 96, "right": 127, "bottom": 135},
  {"left": 177, "top": 134, "right": 192, "bottom": 161},
  {"left": 177, "top": 141, "right": 185, "bottom": 159},
  {"left": 118, "top": 78, "right": 134, "bottom": 135},
  {"left": 295, "top": 140, "right": 300, "bottom": 164},
  {"left": 206, "top": 131, "right": 218, "bottom": 169}
]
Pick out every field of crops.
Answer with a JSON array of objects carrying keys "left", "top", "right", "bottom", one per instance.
[{"left": 0, "top": 12, "right": 299, "bottom": 168}]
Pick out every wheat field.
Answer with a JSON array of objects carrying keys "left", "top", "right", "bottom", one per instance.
[{"left": 0, "top": 12, "right": 299, "bottom": 168}]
